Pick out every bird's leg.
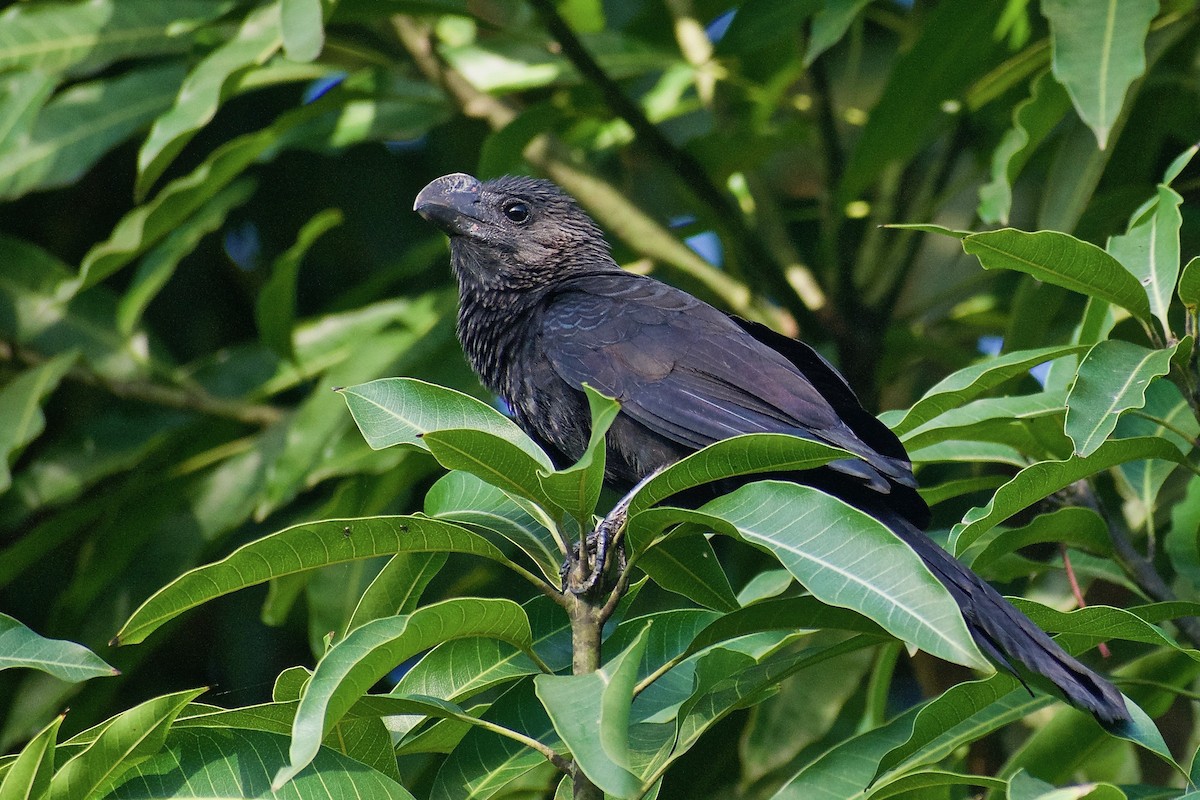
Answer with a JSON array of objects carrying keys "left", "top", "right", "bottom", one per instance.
[{"left": 569, "top": 468, "right": 662, "bottom": 597}]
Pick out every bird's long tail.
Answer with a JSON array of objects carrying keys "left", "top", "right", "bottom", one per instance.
[{"left": 881, "top": 510, "right": 1130, "bottom": 727}]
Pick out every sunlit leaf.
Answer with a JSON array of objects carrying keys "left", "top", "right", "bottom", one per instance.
[
  {"left": 115, "top": 516, "right": 512, "bottom": 645},
  {"left": 49, "top": 688, "right": 205, "bottom": 800},
  {"left": 256, "top": 208, "right": 343, "bottom": 361},
  {"left": 106, "top": 727, "right": 415, "bottom": 799},
  {"left": 0, "top": 613, "right": 117, "bottom": 682},
  {"left": 0, "top": 64, "right": 185, "bottom": 202},
  {"left": 538, "top": 385, "right": 619, "bottom": 526},
  {"left": 0, "top": 713, "right": 62, "bottom": 800},
  {"left": 1043, "top": 0, "right": 1156, "bottom": 149},
  {"left": 948, "top": 437, "right": 1187, "bottom": 554},
  {"left": 1107, "top": 184, "right": 1184, "bottom": 337},
  {"left": 1064, "top": 339, "right": 1181, "bottom": 456},
  {"left": 535, "top": 626, "right": 649, "bottom": 798},
  {"left": 281, "top": 0, "right": 325, "bottom": 63},
  {"left": 275, "top": 599, "right": 537, "bottom": 787},
  {"left": 962, "top": 229, "right": 1152, "bottom": 321},
  {"left": 0, "top": 1, "right": 226, "bottom": 76},
  {"left": 136, "top": 2, "right": 284, "bottom": 197}
]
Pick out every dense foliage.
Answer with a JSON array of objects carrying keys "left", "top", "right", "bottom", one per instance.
[{"left": 2, "top": 0, "right": 1200, "bottom": 798}]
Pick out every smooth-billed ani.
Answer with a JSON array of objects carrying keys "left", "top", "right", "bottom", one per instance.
[{"left": 414, "top": 172, "right": 1129, "bottom": 726}]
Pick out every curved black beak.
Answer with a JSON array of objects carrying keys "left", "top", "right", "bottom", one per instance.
[{"left": 414, "top": 173, "right": 484, "bottom": 237}]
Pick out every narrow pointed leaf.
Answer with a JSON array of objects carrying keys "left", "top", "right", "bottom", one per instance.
[
  {"left": 628, "top": 433, "right": 848, "bottom": 515},
  {"left": 256, "top": 208, "right": 342, "bottom": 361},
  {"left": 979, "top": 70, "right": 1072, "bottom": 224},
  {"left": 340, "top": 377, "right": 551, "bottom": 466},
  {"left": 425, "top": 470, "right": 561, "bottom": 581},
  {"left": 962, "top": 229, "right": 1152, "bottom": 321},
  {"left": 0, "top": 70, "right": 55, "bottom": 152},
  {"left": 275, "top": 599, "right": 535, "bottom": 787},
  {"left": 535, "top": 626, "right": 650, "bottom": 799},
  {"left": 0, "top": 64, "right": 185, "bottom": 202},
  {"left": 115, "top": 516, "right": 510, "bottom": 645},
  {"left": 422, "top": 428, "right": 560, "bottom": 511},
  {"left": 1043, "top": 0, "right": 1156, "bottom": 149},
  {"left": 538, "top": 385, "right": 620, "bottom": 525},
  {"left": 887, "top": 344, "right": 1089, "bottom": 436},
  {"left": 1107, "top": 185, "right": 1184, "bottom": 337},
  {"left": 0, "top": 1, "right": 227, "bottom": 76},
  {"left": 635, "top": 481, "right": 989, "bottom": 670},
  {"left": 0, "top": 352, "right": 76, "bottom": 493},
  {"left": 104, "top": 727, "right": 415, "bottom": 799},
  {"left": 0, "top": 714, "right": 62, "bottom": 800},
  {"left": 48, "top": 688, "right": 206, "bottom": 800},
  {"left": 0, "top": 613, "right": 117, "bottom": 682},
  {"left": 344, "top": 552, "right": 447, "bottom": 635},
  {"left": 1065, "top": 339, "right": 1180, "bottom": 456},
  {"left": 136, "top": 2, "right": 284, "bottom": 197},
  {"left": 949, "top": 437, "right": 1186, "bottom": 554},
  {"left": 116, "top": 179, "right": 256, "bottom": 335},
  {"left": 281, "top": 0, "right": 325, "bottom": 62}
]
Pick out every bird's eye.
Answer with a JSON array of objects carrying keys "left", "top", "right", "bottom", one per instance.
[{"left": 503, "top": 201, "right": 530, "bottom": 224}]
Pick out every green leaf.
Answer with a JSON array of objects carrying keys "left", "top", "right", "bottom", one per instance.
[
  {"left": 0, "top": 352, "right": 76, "bottom": 493},
  {"left": 948, "top": 437, "right": 1187, "bottom": 554},
  {"left": 1008, "top": 769, "right": 1126, "bottom": 800},
  {"left": 1042, "top": 0, "right": 1157, "bottom": 149},
  {"left": 440, "top": 32, "right": 676, "bottom": 94},
  {"left": 1114, "top": 369, "right": 1198, "bottom": 512},
  {"left": 1107, "top": 184, "right": 1184, "bottom": 337},
  {"left": 627, "top": 433, "right": 848, "bottom": 516},
  {"left": 136, "top": 2, "right": 284, "bottom": 198},
  {"left": 274, "top": 598, "right": 537, "bottom": 787},
  {"left": 1180, "top": 255, "right": 1200, "bottom": 309},
  {"left": 428, "top": 678, "right": 558, "bottom": 800},
  {"left": 281, "top": 0, "right": 325, "bottom": 62},
  {"left": 962, "top": 229, "right": 1152, "bottom": 321},
  {"left": 49, "top": 688, "right": 206, "bottom": 800},
  {"left": 0, "top": 713, "right": 62, "bottom": 800},
  {"left": 116, "top": 179, "right": 256, "bottom": 335},
  {"left": 0, "top": 70, "right": 55, "bottom": 152},
  {"left": 1065, "top": 339, "right": 1181, "bottom": 456},
  {"left": 805, "top": 0, "right": 872, "bottom": 66},
  {"left": 978, "top": 70, "right": 1072, "bottom": 225},
  {"left": 105, "top": 727, "right": 415, "bottom": 799},
  {"left": 535, "top": 626, "right": 650, "bottom": 799},
  {"left": 900, "top": 391, "right": 1067, "bottom": 452},
  {"left": 636, "top": 528, "right": 738, "bottom": 612},
  {"left": 636, "top": 481, "right": 990, "bottom": 670},
  {"left": 0, "top": 1, "right": 228, "bottom": 76},
  {"left": 888, "top": 344, "right": 1089, "bottom": 436},
  {"left": 422, "top": 428, "right": 560, "bottom": 512},
  {"left": 1166, "top": 476, "right": 1200, "bottom": 591},
  {"left": 256, "top": 208, "right": 343, "bottom": 361},
  {"left": 75, "top": 94, "right": 331, "bottom": 290},
  {"left": 967, "top": 507, "right": 1109, "bottom": 573},
  {"left": 714, "top": 0, "right": 820, "bottom": 56},
  {"left": 0, "top": 612, "right": 117, "bottom": 682},
  {"left": 344, "top": 552, "right": 447, "bottom": 635},
  {"left": 425, "top": 470, "right": 562, "bottom": 582},
  {"left": 866, "top": 770, "right": 1007, "bottom": 800},
  {"left": 0, "top": 63, "right": 186, "bottom": 202},
  {"left": 340, "top": 377, "right": 551, "bottom": 467},
  {"left": 537, "top": 385, "right": 620, "bottom": 525},
  {"left": 114, "top": 516, "right": 511, "bottom": 645}
]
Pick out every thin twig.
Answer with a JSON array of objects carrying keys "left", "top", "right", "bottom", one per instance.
[{"left": 1, "top": 341, "right": 284, "bottom": 427}]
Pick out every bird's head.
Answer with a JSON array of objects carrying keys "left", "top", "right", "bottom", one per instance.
[{"left": 414, "top": 173, "right": 614, "bottom": 291}]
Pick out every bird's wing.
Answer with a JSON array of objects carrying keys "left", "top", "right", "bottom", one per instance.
[{"left": 539, "top": 275, "right": 914, "bottom": 488}]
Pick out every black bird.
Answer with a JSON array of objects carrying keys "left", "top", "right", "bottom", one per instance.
[{"left": 413, "top": 172, "right": 1130, "bottom": 726}]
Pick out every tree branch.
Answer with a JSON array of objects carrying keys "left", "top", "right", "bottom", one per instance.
[{"left": 1, "top": 341, "right": 284, "bottom": 427}]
